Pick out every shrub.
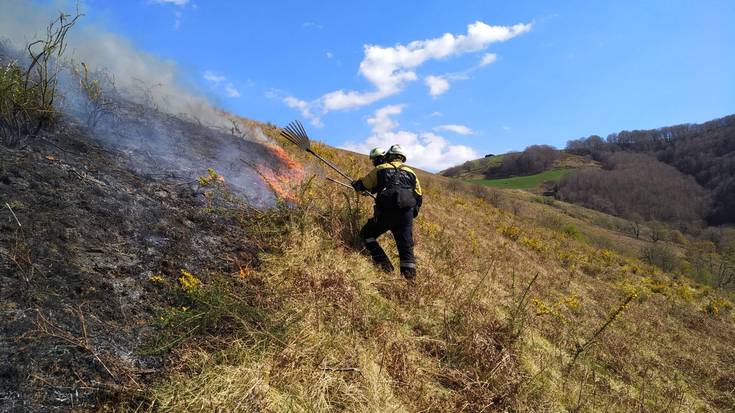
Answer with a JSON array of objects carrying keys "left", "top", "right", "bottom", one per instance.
[
  {"left": 533, "top": 196, "right": 555, "bottom": 206},
  {"left": 563, "top": 224, "right": 583, "bottom": 240},
  {"left": 472, "top": 184, "right": 504, "bottom": 208},
  {"left": 557, "top": 153, "right": 711, "bottom": 227},
  {"left": 670, "top": 229, "right": 688, "bottom": 245},
  {"left": 641, "top": 244, "right": 678, "bottom": 272},
  {"left": 71, "top": 61, "right": 116, "bottom": 129},
  {"left": 497, "top": 145, "right": 560, "bottom": 177},
  {"left": 0, "top": 11, "right": 81, "bottom": 147}
]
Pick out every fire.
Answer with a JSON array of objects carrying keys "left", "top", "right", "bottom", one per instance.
[
  {"left": 254, "top": 144, "right": 305, "bottom": 202},
  {"left": 267, "top": 143, "right": 304, "bottom": 178}
]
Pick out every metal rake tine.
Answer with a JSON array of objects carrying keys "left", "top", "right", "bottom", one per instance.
[
  {"left": 295, "top": 120, "right": 309, "bottom": 140},
  {"left": 287, "top": 121, "right": 306, "bottom": 140},
  {"left": 287, "top": 120, "right": 301, "bottom": 134},
  {"left": 292, "top": 121, "right": 310, "bottom": 149},
  {"left": 282, "top": 123, "right": 308, "bottom": 148},
  {"left": 281, "top": 125, "right": 298, "bottom": 141},
  {"left": 280, "top": 128, "right": 298, "bottom": 145},
  {"left": 280, "top": 120, "right": 355, "bottom": 182}
]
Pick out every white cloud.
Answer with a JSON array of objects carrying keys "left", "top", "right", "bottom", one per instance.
[
  {"left": 284, "top": 96, "right": 322, "bottom": 127},
  {"left": 302, "top": 21, "right": 323, "bottom": 29},
  {"left": 287, "top": 20, "right": 531, "bottom": 115},
  {"left": 429, "top": 111, "right": 443, "bottom": 117},
  {"left": 204, "top": 71, "right": 240, "bottom": 98},
  {"left": 424, "top": 75, "right": 450, "bottom": 97},
  {"left": 326, "top": 51, "right": 333, "bottom": 59},
  {"left": 367, "top": 104, "right": 403, "bottom": 134},
  {"left": 322, "top": 89, "right": 386, "bottom": 111},
  {"left": 224, "top": 83, "right": 241, "bottom": 98},
  {"left": 422, "top": 52, "right": 496, "bottom": 97},
  {"left": 502, "top": 125, "right": 511, "bottom": 131},
  {"left": 434, "top": 124, "right": 475, "bottom": 135},
  {"left": 152, "top": 0, "right": 189, "bottom": 6},
  {"left": 352, "top": 22, "right": 531, "bottom": 105},
  {"left": 479, "top": 52, "right": 497, "bottom": 66},
  {"left": 341, "top": 105, "right": 479, "bottom": 171},
  {"left": 204, "top": 70, "right": 226, "bottom": 85}
]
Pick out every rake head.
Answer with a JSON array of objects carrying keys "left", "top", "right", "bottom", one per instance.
[{"left": 281, "top": 120, "right": 311, "bottom": 151}]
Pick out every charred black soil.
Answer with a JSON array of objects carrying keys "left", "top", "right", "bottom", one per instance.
[{"left": 0, "top": 110, "right": 287, "bottom": 411}]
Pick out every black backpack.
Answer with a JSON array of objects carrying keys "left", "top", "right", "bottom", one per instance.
[{"left": 376, "top": 165, "right": 417, "bottom": 210}]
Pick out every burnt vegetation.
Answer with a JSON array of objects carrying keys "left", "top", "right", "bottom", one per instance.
[{"left": 0, "top": 12, "right": 293, "bottom": 411}]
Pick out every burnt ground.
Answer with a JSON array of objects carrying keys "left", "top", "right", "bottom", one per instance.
[{"left": 0, "top": 110, "right": 289, "bottom": 411}]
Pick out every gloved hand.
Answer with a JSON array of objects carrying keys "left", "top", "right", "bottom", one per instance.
[
  {"left": 351, "top": 180, "right": 364, "bottom": 191},
  {"left": 413, "top": 207, "right": 419, "bottom": 218}
]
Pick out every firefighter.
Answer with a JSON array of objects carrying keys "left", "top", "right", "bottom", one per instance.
[
  {"left": 352, "top": 145, "right": 422, "bottom": 279},
  {"left": 369, "top": 147, "right": 386, "bottom": 166}
]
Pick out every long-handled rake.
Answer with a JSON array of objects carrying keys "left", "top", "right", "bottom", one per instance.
[
  {"left": 281, "top": 120, "right": 375, "bottom": 199},
  {"left": 281, "top": 120, "right": 353, "bottom": 181}
]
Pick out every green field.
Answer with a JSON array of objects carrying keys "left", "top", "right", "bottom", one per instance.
[{"left": 470, "top": 169, "right": 571, "bottom": 189}]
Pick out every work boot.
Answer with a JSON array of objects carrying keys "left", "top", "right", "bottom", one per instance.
[
  {"left": 400, "top": 266, "right": 416, "bottom": 280},
  {"left": 376, "top": 259, "right": 394, "bottom": 274}
]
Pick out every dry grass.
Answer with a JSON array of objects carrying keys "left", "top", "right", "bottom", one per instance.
[{"left": 135, "top": 132, "right": 734, "bottom": 412}]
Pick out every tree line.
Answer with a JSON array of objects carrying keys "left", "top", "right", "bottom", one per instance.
[
  {"left": 563, "top": 114, "right": 735, "bottom": 225},
  {"left": 556, "top": 152, "right": 710, "bottom": 229}
]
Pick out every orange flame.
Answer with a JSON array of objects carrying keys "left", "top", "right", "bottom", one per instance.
[
  {"left": 256, "top": 144, "right": 305, "bottom": 201},
  {"left": 267, "top": 143, "right": 304, "bottom": 179}
]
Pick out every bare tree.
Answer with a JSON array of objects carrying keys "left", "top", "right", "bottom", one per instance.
[{"left": 0, "top": 10, "right": 82, "bottom": 146}]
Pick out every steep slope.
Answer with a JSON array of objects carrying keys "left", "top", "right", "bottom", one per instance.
[
  {"left": 134, "top": 129, "right": 734, "bottom": 412},
  {"left": 0, "top": 106, "right": 294, "bottom": 410},
  {"left": 2, "top": 12, "right": 732, "bottom": 412},
  {"left": 2, "top": 112, "right": 733, "bottom": 411}
]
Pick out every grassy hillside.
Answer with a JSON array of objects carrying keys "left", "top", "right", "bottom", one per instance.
[
  {"left": 2, "top": 13, "right": 731, "bottom": 411},
  {"left": 441, "top": 151, "right": 596, "bottom": 182},
  {"left": 471, "top": 169, "right": 572, "bottom": 189},
  {"left": 441, "top": 154, "right": 506, "bottom": 179},
  {"left": 137, "top": 127, "right": 735, "bottom": 412}
]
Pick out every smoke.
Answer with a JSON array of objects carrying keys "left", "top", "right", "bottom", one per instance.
[
  {"left": 0, "top": 0, "right": 240, "bottom": 130},
  {"left": 0, "top": 0, "right": 295, "bottom": 207}
]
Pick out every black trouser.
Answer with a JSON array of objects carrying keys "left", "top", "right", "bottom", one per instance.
[{"left": 359, "top": 207, "right": 416, "bottom": 278}]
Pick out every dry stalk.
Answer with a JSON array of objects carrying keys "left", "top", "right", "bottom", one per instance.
[
  {"left": 569, "top": 292, "right": 637, "bottom": 367},
  {"left": 5, "top": 202, "right": 21, "bottom": 227},
  {"left": 34, "top": 309, "right": 116, "bottom": 380},
  {"left": 320, "top": 366, "right": 361, "bottom": 372},
  {"left": 509, "top": 272, "right": 540, "bottom": 340}
]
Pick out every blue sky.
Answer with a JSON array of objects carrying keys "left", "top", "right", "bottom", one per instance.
[{"left": 17, "top": 0, "right": 735, "bottom": 170}]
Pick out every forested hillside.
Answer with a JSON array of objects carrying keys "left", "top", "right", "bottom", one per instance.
[
  {"left": 441, "top": 147, "right": 596, "bottom": 181},
  {"left": 557, "top": 152, "right": 711, "bottom": 229},
  {"left": 564, "top": 115, "right": 735, "bottom": 225}
]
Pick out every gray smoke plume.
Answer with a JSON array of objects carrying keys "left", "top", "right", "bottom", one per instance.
[
  {"left": 0, "top": 0, "right": 238, "bottom": 130},
  {"left": 0, "top": 0, "right": 291, "bottom": 207}
]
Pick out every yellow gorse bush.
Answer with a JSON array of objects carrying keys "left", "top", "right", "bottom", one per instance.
[
  {"left": 703, "top": 298, "right": 732, "bottom": 315},
  {"left": 149, "top": 274, "right": 165, "bottom": 284},
  {"left": 497, "top": 222, "right": 522, "bottom": 240},
  {"left": 520, "top": 235, "right": 545, "bottom": 252},
  {"left": 179, "top": 269, "right": 201, "bottom": 293},
  {"left": 198, "top": 168, "right": 221, "bottom": 186}
]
